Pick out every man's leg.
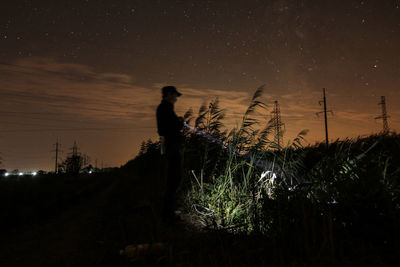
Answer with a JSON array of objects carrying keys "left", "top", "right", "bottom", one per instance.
[{"left": 163, "top": 144, "right": 182, "bottom": 219}]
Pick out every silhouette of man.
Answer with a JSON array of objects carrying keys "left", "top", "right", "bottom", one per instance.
[{"left": 156, "top": 86, "right": 184, "bottom": 222}]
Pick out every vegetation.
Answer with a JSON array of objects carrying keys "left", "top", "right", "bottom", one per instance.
[
  {"left": 127, "top": 86, "right": 400, "bottom": 264},
  {"left": 2, "top": 87, "right": 398, "bottom": 265}
]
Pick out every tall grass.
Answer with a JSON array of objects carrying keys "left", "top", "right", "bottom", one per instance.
[
  {"left": 124, "top": 86, "right": 400, "bottom": 263},
  {"left": 121, "top": 88, "right": 400, "bottom": 264},
  {"left": 184, "top": 86, "right": 309, "bottom": 231},
  {"left": 183, "top": 87, "right": 400, "bottom": 260}
]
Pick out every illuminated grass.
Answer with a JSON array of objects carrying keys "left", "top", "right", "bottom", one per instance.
[{"left": 180, "top": 87, "right": 400, "bottom": 252}]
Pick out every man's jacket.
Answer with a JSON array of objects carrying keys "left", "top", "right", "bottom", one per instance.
[{"left": 156, "top": 100, "right": 183, "bottom": 144}]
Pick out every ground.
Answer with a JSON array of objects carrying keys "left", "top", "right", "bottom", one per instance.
[
  {"left": 0, "top": 173, "right": 171, "bottom": 266},
  {"left": 0, "top": 173, "right": 249, "bottom": 266},
  {"left": 0, "top": 171, "right": 396, "bottom": 266}
]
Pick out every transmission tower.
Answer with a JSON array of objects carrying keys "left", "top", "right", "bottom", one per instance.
[
  {"left": 270, "top": 100, "right": 285, "bottom": 149},
  {"left": 51, "top": 139, "right": 62, "bottom": 173},
  {"left": 66, "top": 141, "right": 82, "bottom": 174},
  {"left": 316, "top": 88, "right": 333, "bottom": 147},
  {"left": 70, "top": 141, "right": 80, "bottom": 157},
  {"left": 375, "top": 96, "right": 390, "bottom": 134}
]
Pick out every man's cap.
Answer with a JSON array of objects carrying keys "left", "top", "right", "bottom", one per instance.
[{"left": 162, "top": 86, "right": 182, "bottom": 97}]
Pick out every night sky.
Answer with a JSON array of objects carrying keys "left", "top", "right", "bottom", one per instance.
[{"left": 1, "top": 0, "right": 399, "bottom": 172}]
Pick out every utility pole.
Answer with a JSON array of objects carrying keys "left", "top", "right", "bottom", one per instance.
[
  {"left": 52, "top": 139, "right": 62, "bottom": 173},
  {"left": 316, "top": 88, "right": 333, "bottom": 147},
  {"left": 271, "top": 100, "right": 285, "bottom": 150},
  {"left": 375, "top": 96, "right": 390, "bottom": 134}
]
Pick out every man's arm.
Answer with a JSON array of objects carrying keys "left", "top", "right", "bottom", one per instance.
[{"left": 157, "top": 104, "right": 183, "bottom": 138}]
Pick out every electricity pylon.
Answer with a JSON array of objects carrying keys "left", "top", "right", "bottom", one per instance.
[
  {"left": 70, "top": 141, "right": 80, "bottom": 157},
  {"left": 271, "top": 100, "right": 285, "bottom": 150},
  {"left": 375, "top": 96, "right": 390, "bottom": 134},
  {"left": 52, "top": 139, "right": 62, "bottom": 173}
]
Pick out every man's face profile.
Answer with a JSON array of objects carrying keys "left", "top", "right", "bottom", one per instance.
[{"left": 165, "top": 92, "right": 178, "bottom": 104}]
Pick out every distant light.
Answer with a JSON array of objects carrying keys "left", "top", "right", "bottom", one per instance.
[
  {"left": 19, "top": 172, "right": 23, "bottom": 176},
  {"left": 89, "top": 170, "right": 92, "bottom": 174},
  {"left": 4, "top": 173, "right": 8, "bottom": 177},
  {"left": 32, "top": 172, "right": 37, "bottom": 176}
]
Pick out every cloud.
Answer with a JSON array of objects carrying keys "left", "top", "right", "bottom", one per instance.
[
  {"left": 1, "top": 57, "right": 398, "bottom": 171},
  {"left": 0, "top": 58, "right": 153, "bottom": 122},
  {"left": 0, "top": 58, "right": 262, "bottom": 130},
  {"left": 1, "top": 57, "right": 396, "bottom": 142}
]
